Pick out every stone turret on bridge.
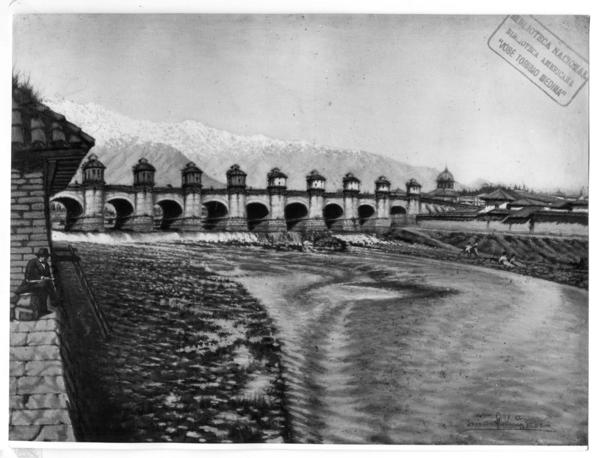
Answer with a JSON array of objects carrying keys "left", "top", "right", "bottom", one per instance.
[
  {"left": 224, "top": 164, "right": 247, "bottom": 231},
  {"left": 51, "top": 156, "right": 430, "bottom": 234},
  {"left": 181, "top": 162, "right": 203, "bottom": 231},
  {"left": 130, "top": 158, "right": 156, "bottom": 232}
]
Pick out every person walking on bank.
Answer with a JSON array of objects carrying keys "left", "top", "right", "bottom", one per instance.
[{"left": 17, "top": 248, "right": 57, "bottom": 313}]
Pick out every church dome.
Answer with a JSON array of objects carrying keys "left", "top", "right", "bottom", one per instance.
[
  {"left": 437, "top": 167, "right": 454, "bottom": 182},
  {"left": 436, "top": 166, "right": 455, "bottom": 190}
]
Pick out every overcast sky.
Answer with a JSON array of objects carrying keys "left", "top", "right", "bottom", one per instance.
[{"left": 13, "top": 14, "right": 589, "bottom": 191}]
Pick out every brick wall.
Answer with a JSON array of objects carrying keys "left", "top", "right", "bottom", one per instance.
[{"left": 11, "top": 168, "right": 52, "bottom": 295}]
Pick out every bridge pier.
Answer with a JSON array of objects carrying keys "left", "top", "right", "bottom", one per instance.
[
  {"left": 71, "top": 215, "right": 105, "bottom": 232},
  {"left": 181, "top": 217, "right": 204, "bottom": 232},
  {"left": 374, "top": 217, "right": 392, "bottom": 234},
  {"left": 122, "top": 215, "right": 154, "bottom": 232},
  {"left": 181, "top": 164, "right": 204, "bottom": 231},
  {"left": 303, "top": 217, "right": 327, "bottom": 232},
  {"left": 225, "top": 217, "right": 248, "bottom": 232},
  {"left": 225, "top": 173, "right": 247, "bottom": 231},
  {"left": 264, "top": 218, "right": 287, "bottom": 232}
]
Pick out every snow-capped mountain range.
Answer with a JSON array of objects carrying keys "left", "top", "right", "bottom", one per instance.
[{"left": 47, "top": 98, "right": 445, "bottom": 191}]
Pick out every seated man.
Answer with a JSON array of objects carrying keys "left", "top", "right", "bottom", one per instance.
[{"left": 16, "top": 248, "right": 57, "bottom": 313}]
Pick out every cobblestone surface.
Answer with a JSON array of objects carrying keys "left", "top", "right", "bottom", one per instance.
[{"left": 9, "top": 313, "right": 74, "bottom": 441}]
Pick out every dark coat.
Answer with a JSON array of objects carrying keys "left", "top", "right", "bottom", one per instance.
[
  {"left": 15, "top": 258, "right": 52, "bottom": 295},
  {"left": 24, "top": 258, "right": 52, "bottom": 281}
]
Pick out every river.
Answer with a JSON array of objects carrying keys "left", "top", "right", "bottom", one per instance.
[{"left": 69, "top": 237, "right": 588, "bottom": 445}]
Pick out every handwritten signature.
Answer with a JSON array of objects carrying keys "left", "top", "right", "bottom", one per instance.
[{"left": 465, "top": 412, "right": 553, "bottom": 432}]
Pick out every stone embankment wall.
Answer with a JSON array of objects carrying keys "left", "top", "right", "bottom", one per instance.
[
  {"left": 416, "top": 218, "right": 588, "bottom": 237},
  {"left": 9, "top": 312, "right": 74, "bottom": 441},
  {"left": 9, "top": 249, "right": 108, "bottom": 441}
]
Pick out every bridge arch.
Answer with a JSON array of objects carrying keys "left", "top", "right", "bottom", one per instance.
[
  {"left": 286, "top": 197, "right": 309, "bottom": 209},
  {"left": 323, "top": 203, "right": 344, "bottom": 231},
  {"left": 246, "top": 196, "right": 270, "bottom": 208},
  {"left": 246, "top": 202, "right": 269, "bottom": 231},
  {"left": 201, "top": 195, "right": 229, "bottom": 209},
  {"left": 105, "top": 197, "right": 135, "bottom": 230},
  {"left": 50, "top": 196, "right": 84, "bottom": 231},
  {"left": 358, "top": 204, "right": 376, "bottom": 229},
  {"left": 391, "top": 205, "right": 407, "bottom": 226},
  {"left": 203, "top": 200, "right": 228, "bottom": 230},
  {"left": 155, "top": 199, "right": 183, "bottom": 230},
  {"left": 285, "top": 202, "right": 308, "bottom": 231}
]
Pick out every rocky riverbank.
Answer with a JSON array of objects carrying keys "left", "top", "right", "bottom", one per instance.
[
  {"left": 70, "top": 242, "right": 290, "bottom": 443},
  {"left": 343, "top": 232, "right": 589, "bottom": 290}
]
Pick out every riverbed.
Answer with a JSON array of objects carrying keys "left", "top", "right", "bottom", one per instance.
[{"left": 72, "top": 240, "right": 588, "bottom": 445}]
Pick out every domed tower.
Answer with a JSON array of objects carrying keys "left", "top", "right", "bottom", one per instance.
[
  {"left": 226, "top": 164, "right": 247, "bottom": 191},
  {"left": 405, "top": 178, "right": 422, "bottom": 215},
  {"left": 267, "top": 167, "right": 288, "bottom": 192},
  {"left": 79, "top": 154, "right": 106, "bottom": 231},
  {"left": 82, "top": 153, "right": 106, "bottom": 186},
  {"left": 375, "top": 176, "right": 392, "bottom": 233},
  {"left": 133, "top": 158, "right": 156, "bottom": 188},
  {"left": 181, "top": 162, "right": 203, "bottom": 231},
  {"left": 342, "top": 173, "right": 361, "bottom": 231},
  {"left": 306, "top": 169, "right": 326, "bottom": 194},
  {"left": 267, "top": 168, "right": 288, "bottom": 232},
  {"left": 131, "top": 158, "right": 156, "bottom": 232},
  {"left": 342, "top": 172, "right": 361, "bottom": 195},
  {"left": 306, "top": 170, "right": 326, "bottom": 230},
  {"left": 375, "top": 176, "right": 391, "bottom": 196},
  {"left": 181, "top": 161, "right": 203, "bottom": 190},
  {"left": 225, "top": 164, "right": 247, "bottom": 231},
  {"left": 436, "top": 166, "right": 455, "bottom": 190}
]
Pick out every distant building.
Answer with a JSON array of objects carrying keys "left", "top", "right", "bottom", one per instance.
[
  {"left": 479, "top": 189, "right": 517, "bottom": 208},
  {"left": 424, "top": 166, "right": 459, "bottom": 202}
]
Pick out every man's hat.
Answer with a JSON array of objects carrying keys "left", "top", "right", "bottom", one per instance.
[{"left": 36, "top": 248, "right": 50, "bottom": 257}]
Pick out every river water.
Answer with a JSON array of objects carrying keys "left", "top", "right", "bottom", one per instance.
[{"left": 69, "top": 236, "right": 588, "bottom": 445}]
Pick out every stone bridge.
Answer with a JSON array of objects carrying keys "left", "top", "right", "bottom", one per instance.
[{"left": 51, "top": 156, "right": 458, "bottom": 234}]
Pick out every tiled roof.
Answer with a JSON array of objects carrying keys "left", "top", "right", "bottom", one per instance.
[
  {"left": 12, "top": 87, "right": 95, "bottom": 194},
  {"left": 551, "top": 199, "right": 589, "bottom": 209},
  {"left": 426, "top": 188, "right": 458, "bottom": 198},
  {"left": 508, "top": 198, "right": 549, "bottom": 207},
  {"left": 479, "top": 189, "right": 517, "bottom": 201}
]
